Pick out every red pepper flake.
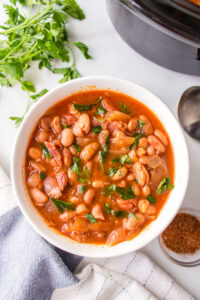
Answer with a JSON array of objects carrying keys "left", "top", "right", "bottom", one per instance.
[{"left": 162, "top": 213, "right": 200, "bottom": 254}]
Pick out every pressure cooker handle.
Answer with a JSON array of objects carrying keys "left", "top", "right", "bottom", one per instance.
[{"left": 119, "top": 0, "right": 200, "bottom": 48}]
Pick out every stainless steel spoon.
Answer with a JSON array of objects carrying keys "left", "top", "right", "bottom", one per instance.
[{"left": 178, "top": 86, "right": 200, "bottom": 140}]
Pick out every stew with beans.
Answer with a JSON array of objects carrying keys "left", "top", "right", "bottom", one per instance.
[{"left": 25, "top": 90, "right": 174, "bottom": 245}]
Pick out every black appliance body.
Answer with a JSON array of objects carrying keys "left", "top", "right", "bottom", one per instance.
[{"left": 106, "top": 0, "right": 200, "bottom": 75}]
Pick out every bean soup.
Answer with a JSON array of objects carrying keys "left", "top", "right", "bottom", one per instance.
[{"left": 25, "top": 90, "right": 174, "bottom": 245}]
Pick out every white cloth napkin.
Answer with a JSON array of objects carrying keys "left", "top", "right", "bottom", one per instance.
[{"left": 0, "top": 166, "right": 194, "bottom": 300}]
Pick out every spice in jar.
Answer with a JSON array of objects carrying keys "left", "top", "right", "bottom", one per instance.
[{"left": 162, "top": 213, "right": 200, "bottom": 254}]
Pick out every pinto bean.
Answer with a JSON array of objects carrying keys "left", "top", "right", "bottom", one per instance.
[
  {"left": 69, "top": 145, "right": 78, "bottom": 156},
  {"left": 68, "top": 168, "right": 78, "bottom": 182},
  {"left": 139, "top": 156, "right": 149, "bottom": 165},
  {"left": 102, "top": 98, "right": 116, "bottom": 111},
  {"left": 70, "top": 196, "right": 79, "bottom": 204},
  {"left": 80, "top": 142, "right": 99, "bottom": 163},
  {"left": 40, "top": 116, "right": 52, "bottom": 131},
  {"left": 126, "top": 173, "right": 134, "bottom": 181},
  {"left": 154, "top": 129, "right": 168, "bottom": 146},
  {"left": 36, "top": 129, "right": 49, "bottom": 143},
  {"left": 27, "top": 172, "right": 42, "bottom": 188},
  {"left": 76, "top": 203, "right": 88, "bottom": 215},
  {"left": 148, "top": 205, "right": 157, "bottom": 215},
  {"left": 112, "top": 167, "right": 128, "bottom": 181},
  {"left": 99, "top": 130, "right": 109, "bottom": 145},
  {"left": 85, "top": 161, "right": 93, "bottom": 173},
  {"left": 123, "top": 213, "right": 146, "bottom": 231},
  {"left": 117, "top": 199, "right": 133, "bottom": 210},
  {"left": 148, "top": 135, "right": 165, "bottom": 153},
  {"left": 138, "top": 137, "right": 149, "bottom": 149},
  {"left": 84, "top": 188, "right": 95, "bottom": 204},
  {"left": 139, "top": 115, "right": 153, "bottom": 136},
  {"left": 56, "top": 171, "right": 68, "bottom": 191},
  {"left": 110, "top": 137, "right": 135, "bottom": 148},
  {"left": 30, "top": 188, "right": 48, "bottom": 206},
  {"left": 59, "top": 211, "right": 76, "bottom": 221},
  {"left": 147, "top": 145, "right": 155, "bottom": 156},
  {"left": 128, "top": 117, "right": 138, "bottom": 131},
  {"left": 63, "top": 148, "right": 72, "bottom": 167},
  {"left": 138, "top": 199, "right": 150, "bottom": 213},
  {"left": 28, "top": 147, "right": 42, "bottom": 159},
  {"left": 95, "top": 232, "right": 106, "bottom": 239},
  {"left": 92, "top": 180, "right": 104, "bottom": 188},
  {"left": 142, "top": 184, "right": 150, "bottom": 196},
  {"left": 117, "top": 180, "right": 127, "bottom": 187},
  {"left": 91, "top": 203, "right": 105, "bottom": 220},
  {"left": 30, "top": 161, "right": 46, "bottom": 172},
  {"left": 61, "top": 128, "right": 74, "bottom": 147},
  {"left": 136, "top": 147, "right": 146, "bottom": 157},
  {"left": 71, "top": 231, "right": 88, "bottom": 242},
  {"left": 106, "top": 227, "right": 126, "bottom": 245},
  {"left": 132, "top": 181, "right": 140, "bottom": 196},
  {"left": 133, "top": 162, "right": 146, "bottom": 186},
  {"left": 128, "top": 149, "right": 138, "bottom": 162},
  {"left": 73, "top": 114, "right": 90, "bottom": 137},
  {"left": 51, "top": 116, "right": 62, "bottom": 134}
]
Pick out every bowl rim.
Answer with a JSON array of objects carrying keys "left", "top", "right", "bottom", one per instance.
[{"left": 10, "top": 75, "right": 189, "bottom": 257}]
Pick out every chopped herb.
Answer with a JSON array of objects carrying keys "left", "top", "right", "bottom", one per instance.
[
  {"left": 112, "top": 154, "right": 133, "bottom": 165},
  {"left": 116, "top": 186, "right": 135, "bottom": 200},
  {"left": 99, "top": 136, "right": 110, "bottom": 171},
  {"left": 73, "top": 103, "right": 93, "bottom": 112},
  {"left": 78, "top": 177, "right": 86, "bottom": 183},
  {"left": 86, "top": 213, "right": 97, "bottom": 223},
  {"left": 105, "top": 203, "right": 111, "bottom": 214},
  {"left": 94, "top": 116, "right": 104, "bottom": 124},
  {"left": 78, "top": 185, "right": 87, "bottom": 194},
  {"left": 93, "top": 125, "right": 102, "bottom": 134},
  {"left": 73, "top": 98, "right": 100, "bottom": 112},
  {"left": 118, "top": 170, "right": 123, "bottom": 176},
  {"left": 50, "top": 198, "right": 75, "bottom": 213},
  {"left": 40, "top": 172, "right": 46, "bottom": 180},
  {"left": 73, "top": 143, "right": 81, "bottom": 152},
  {"left": 134, "top": 178, "right": 139, "bottom": 185},
  {"left": 139, "top": 119, "right": 146, "bottom": 129},
  {"left": 84, "top": 166, "right": 91, "bottom": 179},
  {"left": 128, "top": 212, "right": 139, "bottom": 219},
  {"left": 156, "top": 177, "right": 174, "bottom": 195},
  {"left": 147, "top": 194, "right": 156, "bottom": 203},
  {"left": 114, "top": 210, "right": 127, "bottom": 218},
  {"left": 95, "top": 105, "right": 106, "bottom": 115},
  {"left": 104, "top": 184, "right": 116, "bottom": 196},
  {"left": 119, "top": 102, "right": 130, "bottom": 114},
  {"left": 107, "top": 167, "right": 118, "bottom": 177},
  {"left": 62, "top": 124, "right": 69, "bottom": 128},
  {"left": 42, "top": 144, "right": 53, "bottom": 159},
  {"left": 132, "top": 132, "right": 144, "bottom": 150},
  {"left": 71, "top": 157, "right": 81, "bottom": 175}
]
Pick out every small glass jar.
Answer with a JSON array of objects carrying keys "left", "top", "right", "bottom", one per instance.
[{"left": 159, "top": 207, "right": 200, "bottom": 267}]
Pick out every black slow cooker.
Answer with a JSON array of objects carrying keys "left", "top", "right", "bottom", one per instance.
[{"left": 106, "top": 0, "right": 200, "bottom": 75}]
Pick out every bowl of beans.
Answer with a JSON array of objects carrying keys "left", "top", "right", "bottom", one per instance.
[{"left": 11, "top": 76, "right": 189, "bottom": 257}]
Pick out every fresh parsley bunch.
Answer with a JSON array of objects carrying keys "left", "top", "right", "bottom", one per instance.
[{"left": 0, "top": 0, "right": 92, "bottom": 126}]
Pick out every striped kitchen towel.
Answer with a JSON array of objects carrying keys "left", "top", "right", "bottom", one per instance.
[{"left": 0, "top": 166, "right": 195, "bottom": 300}]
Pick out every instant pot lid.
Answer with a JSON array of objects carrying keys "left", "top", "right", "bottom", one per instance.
[{"left": 121, "top": 0, "right": 200, "bottom": 46}]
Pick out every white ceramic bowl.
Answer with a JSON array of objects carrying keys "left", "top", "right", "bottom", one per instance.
[{"left": 11, "top": 76, "right": 189, "bottom": 257}]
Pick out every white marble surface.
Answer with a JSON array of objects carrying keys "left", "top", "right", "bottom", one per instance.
[{"left": 0, "top": 0, "right": 199, "bottom": 298}]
